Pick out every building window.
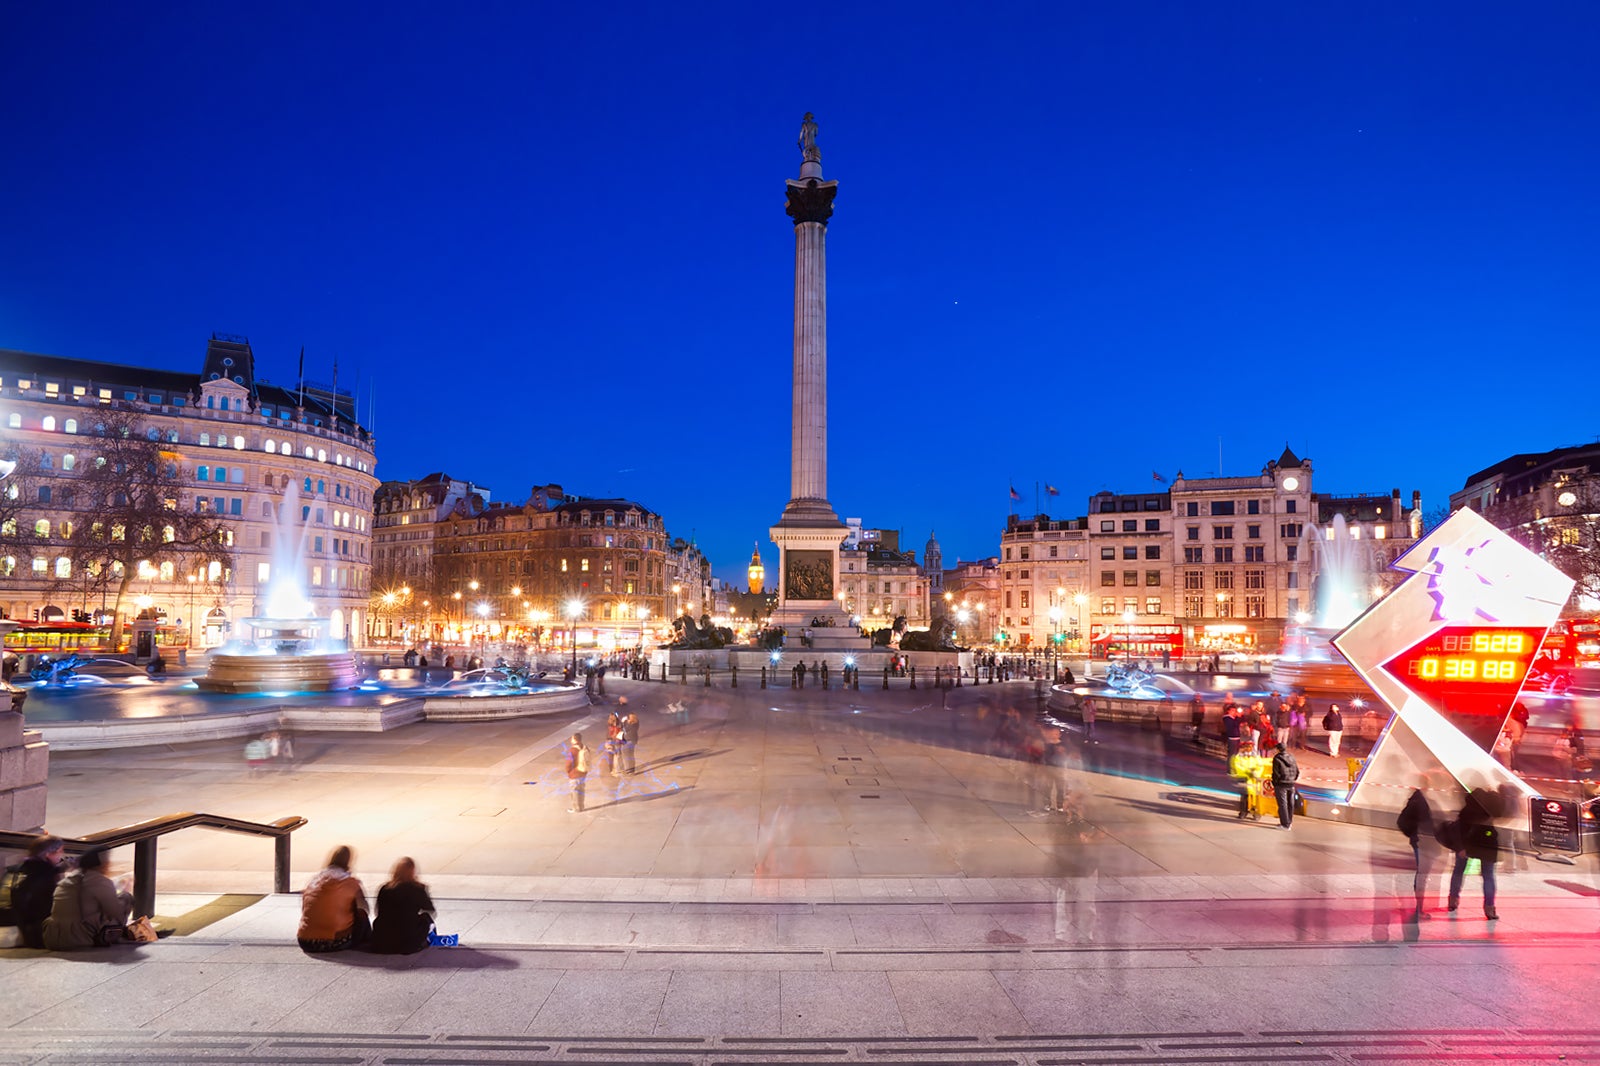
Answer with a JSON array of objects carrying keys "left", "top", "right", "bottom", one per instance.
[
  {"left": 1375, "top": 524, "right": 1387, "bottom": 539},
  {"left": 1048, "top": 546, "right": 1057, "bottom": 558},
  {"left": 1215, "top": 571, "right": 1234, "bottom": 590},
  {"left": 1286, "top": 544, "right": 1298, "bottom": 562},
  {"left": 1280, "top": 523, "right": 1302, "bottom": 538},
  {"left": 1020, "top": 591, "right": 1029, "bottom": 609},
  {"left": 1286, "top": 500, "right": 1297, "bottom": 513},
  {"left": 1019, "top": 546, "right": 1030, "bottom": 561},
  {"left": 1213, "top": 547, "right": 1234, "bottom": 563},
  {"left": 1244, "top": 545, "right": 1265, "bottom": 562},
  {"left": 1145, "top": 519, "right": 1160, "bottom": 531},
  {"left": 1245, "top": 569, "right": 1265, "bottom": 589},
  {"left": 1211, "top": 501, "right": 1235, "bottom": 516},
  {"left": 1101, "top": 547, "right": 1115, "bottom": 559},
  {"left": 1145, "top": 570, "right": 1161, "bottom": 586},
  {"left": 1184, "top": 570, "right": 1203, "bottom": 590},
  {"left": 1287, "top": 572, "right": 1299, "bottom": 589},
  {"left": 1122, "top": 520, "right": 1136, "bottom": 532},
  {"left": 1184, "top": 547, "right": 1203, "bottom": 563},
  {"left": 1101, "top": 598, "right": 1115, "bottom": 615},
  {"left": 1100, "top": 521, "right": 1114, "bottom": 532},
  {"left": 1122, "top": 547, "right": 1137, "bottom": 559},
  {"left": 1101, "top": 571, "right": 1115, "bottom": 586},
  {"left": 1146, "top": 597, "right": 1161, "bottom": 615},
  {"left": 1213, "top": 525, "right": 1233, "bottom": 540},
  {"left": 1187, "top": 526, "right": 1200, "bottom": 541},
  {"left": 1186, "top": 502, "right": 1199, "bottom": 517},
  {"left": 1247, "top": 524, "right": 1261, "bottom": 539},
  {"left": 1245, "top": 595, "right": 1265, "bottom": 618},
  {"left": 1123, "top": 570, "right": 1137, "bottom": 586},
  {"left": 1145, "top": 546, "right": 1161, "bottom": 560},
  {"left": 1184, "top": 595, "right": 1204, "bottom": 617},
  {"left": 1216, "top": 597, "right": 1234, "bottom": 618}
]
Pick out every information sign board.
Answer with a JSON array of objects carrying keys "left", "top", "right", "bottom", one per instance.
[{"left": 1529, "top": 796, "right": 1582, "bottom": 854}]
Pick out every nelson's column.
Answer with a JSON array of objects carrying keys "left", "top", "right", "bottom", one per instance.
[{"left": 769, "top": 113, "right": 849, "bottom": 630}]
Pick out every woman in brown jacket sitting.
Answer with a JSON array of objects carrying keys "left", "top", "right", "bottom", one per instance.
[{"left": 297, "top": 845, "right": 369, "bottom": 953}]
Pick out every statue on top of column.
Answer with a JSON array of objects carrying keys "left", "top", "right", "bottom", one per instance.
[{"left": 799, "top": 112, "right": 820, "bottom": 164}]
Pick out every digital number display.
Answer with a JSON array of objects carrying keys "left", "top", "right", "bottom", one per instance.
[
  {"left": 1381, "top": 625, "right": 1545, "bottom": 732},
  {"left": 1410, "top": 631, "right": 1530, "bottom": 684}
]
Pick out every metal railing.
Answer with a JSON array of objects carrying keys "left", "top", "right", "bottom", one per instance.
[{"left": 0, "top": 811, "right": 307, "bottom": 917}]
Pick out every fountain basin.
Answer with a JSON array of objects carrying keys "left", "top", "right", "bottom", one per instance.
[{"left": 196, "top": 650, "right": 363, "bottom": 693}]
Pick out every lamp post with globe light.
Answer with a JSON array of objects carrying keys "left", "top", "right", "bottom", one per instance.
[{"left": 566, "top": 598, "right": 583, "bottom": 678}]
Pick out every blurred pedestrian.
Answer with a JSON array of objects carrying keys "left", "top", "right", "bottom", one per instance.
[
  {"left": 42, "top": 847, "right": 134, "bottom": 951},
  {"left": 1323, "top": 703, "right": 1345, "bottom": 759},
  {"left": 5, "top": 834, "right": 67, "bottom": 948},
  {"left": 1447, "top": 789, "right": 1499, "bottom": 920},
  {"left": 1189, "top": 695, "right": 1205, "bottom": 743},
  {"left": 1397, "top": 786, "right": 1436, "bottom": 921},
  {"left": 297, "top": 845, "right": 370, "bottom": 953},
  {"left": 1270, "top": 741, "right": 1299, "bottom": 830},
  {"left": 1081, "top": 697, "right": 1097, "bottom": 742},
  {"left": 370, "top": 857, "right": 435, "bottom": 955},
  {"left": 621, "top": 701, "right": 640, "bottom": 774},
  {"left": 565, "top": 732, "right": 590, "bottom": 813}
]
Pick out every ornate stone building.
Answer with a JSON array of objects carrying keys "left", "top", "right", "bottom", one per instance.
[
  {"left": 1, "top": 337, "right": 377, "bottom": 645},
  {"left": 997, "top": 513, "right": 1091, "bottom": 649}
]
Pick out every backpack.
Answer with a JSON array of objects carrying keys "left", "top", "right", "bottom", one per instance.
[
  {"left": 1435, "top": 817, "right": 1461, "bottom": 851},
  {"left": 575, "top": 747, "right": 589, "bottom": 775}
]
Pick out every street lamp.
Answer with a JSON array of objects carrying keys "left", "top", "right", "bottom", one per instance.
[
  {"left": 672, "top": 583, "right": 682, "bottom": 620},
  {"left": 1048, "top": 605, "right": 1063, "bottom": 680},
  {"left": 566, "top": 598, "right": 583, "bottom": 676}
]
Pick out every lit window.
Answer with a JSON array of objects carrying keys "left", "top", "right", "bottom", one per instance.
[
  {"left": 64, "top": 418, "right": 77, "bottom": 433},
  {"left": 1374, "top": 525, "right": 1386, "bottom": 539},
  {"left": 41, "top": 416, "right": 56, "bottom": 431},
  {"left": 265, "top": 440, "right": 276, "bottom": 454}
]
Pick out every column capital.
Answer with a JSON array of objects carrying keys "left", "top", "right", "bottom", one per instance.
[{"left": 786, "top": 178, "right": 837, "bottom": 226}]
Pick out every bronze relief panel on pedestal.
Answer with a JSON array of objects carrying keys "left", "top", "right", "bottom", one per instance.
[{"left": 785, "top": 550, "right": 833, "bottom": 600}]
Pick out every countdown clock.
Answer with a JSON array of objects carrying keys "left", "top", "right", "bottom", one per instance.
[{"left": 1380, "top": 625, "right": 1545, "bottom": 750}]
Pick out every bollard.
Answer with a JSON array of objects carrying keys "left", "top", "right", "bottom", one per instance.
[
  {"left": 853, "top": 669, "right": 860, "bottom": 691},
  {"left": 660, "top": 662, "right": 667, "bottom": 682},
  {"left": 956, "top": 670, "right": 961, "bottom": 687},
  {"left": 909, "top": 665, "right": 916, "bottom": 690},
  {"left": 704, "top": 667, "right": 711, "bottom": 687},
  {"left": 883, "top": 666, "right": 890, "bottom": 689},
  {"left": 761, "top": 666, "right": 767, "bottom": 689},
  {"left": 680, "top": 664, "right": 687, "bottom": 686},
  {"left": 731, "top": 665, "right": 738, "bottom": 688}
]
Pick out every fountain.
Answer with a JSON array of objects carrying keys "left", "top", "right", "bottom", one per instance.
[
  {"left": 1269, "top": 513, "right": 1381, "bottom": 697},
  {"left": 197, "top": 484, "right": 362, "bottom": 693}
]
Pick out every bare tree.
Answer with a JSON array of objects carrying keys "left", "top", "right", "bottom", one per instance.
[
  {"left": 1533, "top": 474, "right": 1600, "bottom": 613},
  {"left": 0, "top": 448, "right": 45, "bottom": 574},
  {"left": 56, "top": 414, "right": 234, "bottom": 648}
]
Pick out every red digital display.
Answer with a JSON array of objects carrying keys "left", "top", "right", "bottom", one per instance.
[{"left": 1381, "top": 625, "right": 1546, "bottom": 750}]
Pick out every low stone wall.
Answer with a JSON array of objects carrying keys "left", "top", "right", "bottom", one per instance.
[
  {"left": 0, "top": 711, "right": 47, "bottom": 832},
  {"left": 35, "top": 700, "right": 427, "bottom": 751},
  {"left": 420, "top": 685, "right": 590, "bottom": 721}
]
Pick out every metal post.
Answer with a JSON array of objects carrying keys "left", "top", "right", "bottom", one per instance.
[
  {"left": 274, "top": 833, "right": 293, "bottom": 894},
  {"left": 133, "top": 837, "right": 157, "bottom": 918},
  {"left": 883, "top": 666, "right": 890, "bottom": 689},
  {"left": 731, "top": 665, "right": 738, "bottom": 688},
  {"left": 704, "top": 666, "right": 711, "bottom": 687},
  {"left": 660, "top": 662, "right": 666, "bottom": 682},
  {"left": 909, "top": 665, "right": 916, "bottom": 690},
  {"left": 761, "top": 666, "right": 767, "bottom": 689},
  {"left": 680, "top": 664, "right": 687, "bottom": 685}
]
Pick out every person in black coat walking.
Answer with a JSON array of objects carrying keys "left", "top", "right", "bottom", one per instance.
[
  {"left": 1447, "top": 788, "right": 1499, "bottom": 920},
  {"left": 1397, "top": 787, "right": 1436, "bottom": 921},
  {"left": 1270, "top": 742, "right": 1300, "bottom": 829}
]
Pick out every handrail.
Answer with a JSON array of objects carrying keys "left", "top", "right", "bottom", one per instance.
[{"left": 0, "top": 811, "right": 307, "bottom": 918}]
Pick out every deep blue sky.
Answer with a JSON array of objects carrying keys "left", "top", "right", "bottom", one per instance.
[{"left": 4, "top": 3, "right": 1597, "bottom": 583}]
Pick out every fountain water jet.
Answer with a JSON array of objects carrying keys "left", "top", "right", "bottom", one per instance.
[
  {"left": 197, "top": 484, "right": 361, "bottom": 693},
  {"left": 1270, "top": 514, "right": 1383, "bottom": 696}
]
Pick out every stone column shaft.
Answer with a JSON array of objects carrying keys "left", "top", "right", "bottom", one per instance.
[{"left": 791, "top": 219, "right": 827, "bottom": 504}]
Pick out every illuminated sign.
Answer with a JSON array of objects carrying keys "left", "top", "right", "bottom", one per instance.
[
  {"left": 1332, "top": 508, "right": 1575, "bottom": 808},
  {"left": 1381, "top": 625, "right": 1545, "bottom": 748}
]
